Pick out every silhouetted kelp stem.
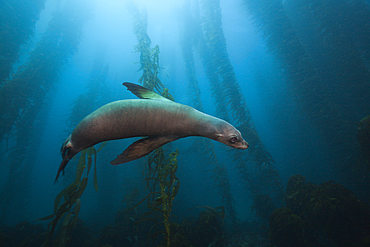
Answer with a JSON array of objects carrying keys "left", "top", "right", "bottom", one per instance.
[
  {"left": 211, "top": 164, "right": 238, "bottom": 225},
  {"left": 180, "top": 0, "right": 238, "bottom": 225},
  {"left": 66, "top": 49, "right": 114, "bottom": 225},
  {"left": 199, "top": 0, "right": 284, "bottom": 204},
  {"left": 127, "top": 2, "right": 165, "bottom": 92},
  {"left": 288, "top": 0, "right": 370, "bottom": 78},
  {"left": 286, "top": 0, "right": 370, "bottom": 115},
  {"left": 54, "top": 48, "right": 112, "bottom": 233},
  {"left": 181, "top": 0, "right": 230, "bottom": 121},
  {"left": 242, "top": 0, "right": 362, "bottom": 172},
  {"left": 284, "top": 0, "right": 370, "bottom": 179},
  {"left": 0, "top": 1, "right": 88, "bottom": 224},
  {"left": 0, "top": 0, "right": 45, "bottom": 87},
  {"left": 0, "top": 1, "right": 89, "bottom": 141},
  {"left": 128, "top": 4, "right": 177, "bottom": 246},
  {"left": 63, "top": 49, "right": 109, "bottom": 185},
  {"left": 179, "top": 1, "right": 203, "bottom": 112},
  {"left": 0, "top": 103, "right": 49, "bottom": 224},
  {"left": 67, "top": 50, "right": 109, "bottom": 129}
]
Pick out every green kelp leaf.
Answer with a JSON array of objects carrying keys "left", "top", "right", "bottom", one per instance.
[
  {"left": 86, "top": 147, "right": 94, "bottom": 176},
  {"left": 125, "top": 193, "right": 151, "bottom": 215},
  {"left": 172, "top": 179, "right": 180, "bottom": 198},
  {"left": 198, "top": 205, "right": 224, "bottom": 218},
  {"left": 59, "top": 211, "right": 73, "bottom": 246},
  {"left": 72, "top": 199, "right": 81, "bottom": 227},
  {"left": 161, "top": 88, "right": 175, "bottom": 101},
  {"left": 49, "top": 209, "right": 68, "bottom": 235},
  {"left": 154, "top": 195, "right": 168, "bottom": 206},
  {"left": 96, "top": 141, "right": 107, "bottom": 153},
  {"left": 148, "top": 221, "right": 161, "bottom": 235},
  {"left": 147, "top": 204, "right": 165, "bottom": 214},
  {"left": 47, "top": 218, "right": 54, "bottom": 233},
  {"left": 54, "top": 192, "right": 66, "bottom": 215},
  {"left": 144, "top": 176, "right": 161, "bottom": 183},
  {"left": 66, "top": 182, "right": 80, "bottom": 199},
  {"left": 76, "top": 150, "right": 87, "bottom": 181},
  {"left": 149, "top": 229, "right": 165, "bottom": 241},
  {"left": 286, "top": 191, "right": 299, "bottom": 199},
  {"left": 49, "top": 196, "right": 73, "bottom": 233},
  {"left": 54, "top": 181, "right": 78, "bottom": 213},
  {"left": 148, "top": 153, "right": 156, "bottom": 166},
  {"left": 93, "top": 159, "right": 98, "bottom": 191},
  {"left": 215, "top": 206, "right": 226, "bottom": 221},
  {"left": 75, "top": 177, "right": 88, "bottom": 199},
  {"left": 37, "top": 213, "right": 56, "bottom": 221},
  {"left": 169, "top": 149, "right": 179, "bottom": 158}
]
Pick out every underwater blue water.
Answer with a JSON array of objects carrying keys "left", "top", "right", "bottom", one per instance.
[
  {"left": 1, "top": 0, "right": 327, "bottom": 222},
  {"left": 24, "top": 0, "right": 325, "bottom": 225},
  {"left": 1, "top": 0, "right": 370, "bottom": 246}
]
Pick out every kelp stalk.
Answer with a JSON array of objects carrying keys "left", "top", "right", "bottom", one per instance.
[
  {"left": 180, "top": 0, "right": 239, "bottom": 224},
  {"left": 0, "top": 0, "right": 88, "bottom": 224},
  {"left": 198, "top": 0, "right": 284, "bottom": 207},
  {"left": 128, "top": 4, "right": 178, "bottom": 245}
]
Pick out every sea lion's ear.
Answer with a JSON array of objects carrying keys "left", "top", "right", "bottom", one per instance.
[{"left": 215, "top": 133, "right": 223, "bottom": 138}]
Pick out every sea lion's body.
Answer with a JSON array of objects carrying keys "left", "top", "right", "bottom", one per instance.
[
  {"left": 55, "top": 83, "right": 249, "bottom": 183},
  {"left": 71, "top": 99, "right": 212, "bottom": 150}
]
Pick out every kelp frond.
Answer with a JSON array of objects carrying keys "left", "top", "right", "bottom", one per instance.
[{"left": 39, "top": 142, "right": 105, "bottom": 246}]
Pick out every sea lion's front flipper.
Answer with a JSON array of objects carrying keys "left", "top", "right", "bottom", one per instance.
[
  {"left": 110, "top": 136, "right": 178, "bottom": 165},
  {"left": 123, "top": 82, "right": 172, "bottom": 102}
]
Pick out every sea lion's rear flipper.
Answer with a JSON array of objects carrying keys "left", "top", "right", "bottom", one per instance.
[
  {"left": 110, "top": 136, "right": 178, "bottom": 165},
  {"left": 54, "top": 159, "right": 69, "bottom": 184},
  {"left": 123, "top": 82, "right": 172, "bottom": 102}
]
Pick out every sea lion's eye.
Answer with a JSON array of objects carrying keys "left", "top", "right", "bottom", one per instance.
[{"left": 230, "top": 137, "right": 237, "bottom": 143}]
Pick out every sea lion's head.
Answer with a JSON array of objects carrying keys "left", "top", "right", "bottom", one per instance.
[{"left": 215, "top": 125, "right": 249, "bottom": 150}]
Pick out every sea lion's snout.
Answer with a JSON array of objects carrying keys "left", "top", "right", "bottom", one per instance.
[
  {"left": 231, "top": 137, "right": 249, "bottom": 149},
  {"left": 221, "top": 127, "right": 249, "bottom": 150},
  {"left": 239, "top": 140, "right": 249, "bottom": 149}
]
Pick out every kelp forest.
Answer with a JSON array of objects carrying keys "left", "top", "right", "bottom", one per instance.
[{"left": 0, "top": 0, "right": 370, "bottom": 246}]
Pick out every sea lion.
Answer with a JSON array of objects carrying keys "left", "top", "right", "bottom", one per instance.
[{"left": 55, "top": 82, "right": 249, "bottom": 183}]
